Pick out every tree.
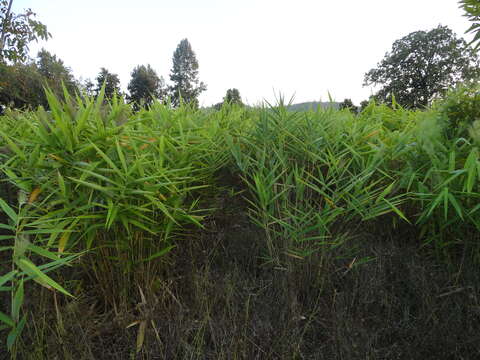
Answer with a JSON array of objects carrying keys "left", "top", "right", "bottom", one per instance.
[
  {"left": 36, "top": 49, "right": 77, "bottom": 97},
  {"left": 460, "top": 0, "right": 480, "bottom": 50},
  {"left": 81, "top": 78, "right": 95, "bottom": 97},
  {"left": 95, "top": 67, "right": 121, "bottom": 100},
  {"left": 127, "top": 64, "right": 167, "bottom": 110},
  {"left": 0, "top": 0, "right": 50, "bottom": 63},
  {"left": 0, "top": 50, "right": 78, "bottom": 111},
  {"left": 339, "top": 98, "right": 358, "bottom": 113},
  {"left": 0, "top": 61, "right": 43, "bottom": 112},
  {"left": 359, "top": 99, "right": 371, "bottom": 112},
  {"left": 169, "top": 38, "right": 206, "bottom": 107},
  {"left": 364, "top": 25, "right": 480, "bottom": 109},
  {"left": 223, "top": 88, "right": 243, "bottom": 105},
  {"left": 213, "top": 88, "right": 244, "bottom": 110}
]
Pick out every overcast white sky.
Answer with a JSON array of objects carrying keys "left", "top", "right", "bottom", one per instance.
[{"left": 14, "top": 0, "right": 474, "bottom": 106}]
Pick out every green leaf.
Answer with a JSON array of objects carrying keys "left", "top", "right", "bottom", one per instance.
[
  {"left": 0, "top": 271, "right": 17, "bottom": 288},
  {"left": 0, "top": 223, "right": 15, "bottom": 231},
  {"left": 383, "top": 198, "right": 410, "bottom": 223},
  {"left": 27, "top": 244, "right": 60, "bottom": 261},
  {"left": 67, "top": 177, "right": 115, "bottom": 195},
  {"left": 0, "top": 311, "right": 14, "bottom": 327},
  {"left": 448, "top": 193, "right": 463, "bottom": 220},
  {"left": 115, "top": 139, "right": 128, "bottom": 173},
  {"left": 16, "top": 258, "right": 73, "bottom": 297},
  {"left": 138, "top": 245, "right": 176, "bottom": 263},
  {"left": 375, "top": 182, "right": 395, "bottom": 204},
  {"left": 58, "top": 171, "right": 67, "bottom": 198},
  {"left": 0, "top": 198, "right": 18, "bottom": 224},
  {"left": 444, "top": 187, "right": 449, "bottom": 220},
  {"left": 12, "top": 280, "right": 24, "bottom": 322},
  {"left": 463, "top": 148, "right": 478, "bottom": 193},
  {"left": 0, "top": 130, "right": 26, "bottom": 161},
  {"left": 127, "top": 218, "right": 156, "bottom": 234},
  {"left": 6, "top": 315, "right": 26, "bottom": 350},
  {"left": 89, "top": 141, "right": 124, "bottom": 178}
]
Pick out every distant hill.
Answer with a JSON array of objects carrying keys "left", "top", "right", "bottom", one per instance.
[
  {"left": 287, "top": 101, "right": 340, "bottom": 112},
  {"left": 203, "top": 101, "right": 340, "bottom": 111}
]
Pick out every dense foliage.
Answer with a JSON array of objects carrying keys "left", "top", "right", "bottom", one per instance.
[{"left": 1, "top": 88, "right": 480, "bottom": 352}]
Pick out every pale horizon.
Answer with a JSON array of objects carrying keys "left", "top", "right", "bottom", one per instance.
[{"left": 13, "top": 0, "right": 475, "bottom": 107}]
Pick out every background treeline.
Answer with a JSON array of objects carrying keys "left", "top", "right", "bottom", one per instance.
[
  {"left": 3, "top": 23, "right": 480, "bottom": 116},
  {"left": 0, "top": 37, "right": 210, "bottom": 113}
]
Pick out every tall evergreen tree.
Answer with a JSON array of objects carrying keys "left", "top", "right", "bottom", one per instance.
[
  {"left": 95, "top": 67, "right": 121, "bottom": 100},
  {"left": 169, "top": 38, "right": 206, "bottom": 107},
  {"left": 127, "top": 64, "right": 166, "bottom": 110}
]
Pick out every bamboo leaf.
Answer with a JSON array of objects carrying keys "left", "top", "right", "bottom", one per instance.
[
  {"left": 0, "top": 271, "right": 17, "bottom": 288},
  {"left": 58, "top": 171, "right": 67, "bottom": 198},
  {"left": 16, "top": 258, "right": 73, "bottom": 297},
  {"left": 0, "top": 223, "right": 14, "bottom": 231},
  {"left": 0, "top": 198, "right": 18, "bottom": 224},
  {"left": 89, "top": 141, "right": 124, "bottom": 178},
  {"left": 67, "top": 177, "right": 115, "bottom": 195},
  {"left": 0, "top": 311, "right": 14, "bottom": 327},
  {"left": 0, "top": 130, "right": 26, "bottom": 161},
  {"left": 138, "top": 245, "right": 175, "bottom": 263},
  {"left": 27, "top": 244, "right": 61, "bottom": 261},
  {"left": 448, "top": 193, "right": 463, "bottom": 220},
  {"left": 12, "top": 280, "right": 24, "bottom": 322},
  {"left": 6, "top": 315, "right": 26, "bottom": 350}
]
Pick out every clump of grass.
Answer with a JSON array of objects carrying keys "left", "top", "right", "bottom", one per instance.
[{"left": 0, "top": 87, "right": 224, "bottom": 352}]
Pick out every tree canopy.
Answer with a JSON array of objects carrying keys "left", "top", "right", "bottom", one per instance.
[
  {"left": 95, "top": 67, "right": 122, "bottom": 100},
  {"left": 169, "top": 38, "right": 206, "bottom": 107},
  {"left": 0, "top": 50, "right": 77, "bottom": 112},
  {"left": 127, "top": 64, "right": 166, "bottom": 110},
  {"left": 339, "top": 98, "right": 358, "bottom": 113},
  {"left": 36, "top": 49, "right": 77, "bottom": 96},
  {"left": 0, "top": 0, "right": 50, "bottom": 63},
  {"left": 223, "top": 88, "right": 243, "bottom": 105},
  {"left": 364, "top": 25, "right": 480, "bottom": 109},
  {"left": 0, "top": 61, "right": 43, "bottom": 111}
]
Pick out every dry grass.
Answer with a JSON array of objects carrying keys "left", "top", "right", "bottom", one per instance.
[{"left": 7, "top": 174, "right": 480, "bottom": 360}]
